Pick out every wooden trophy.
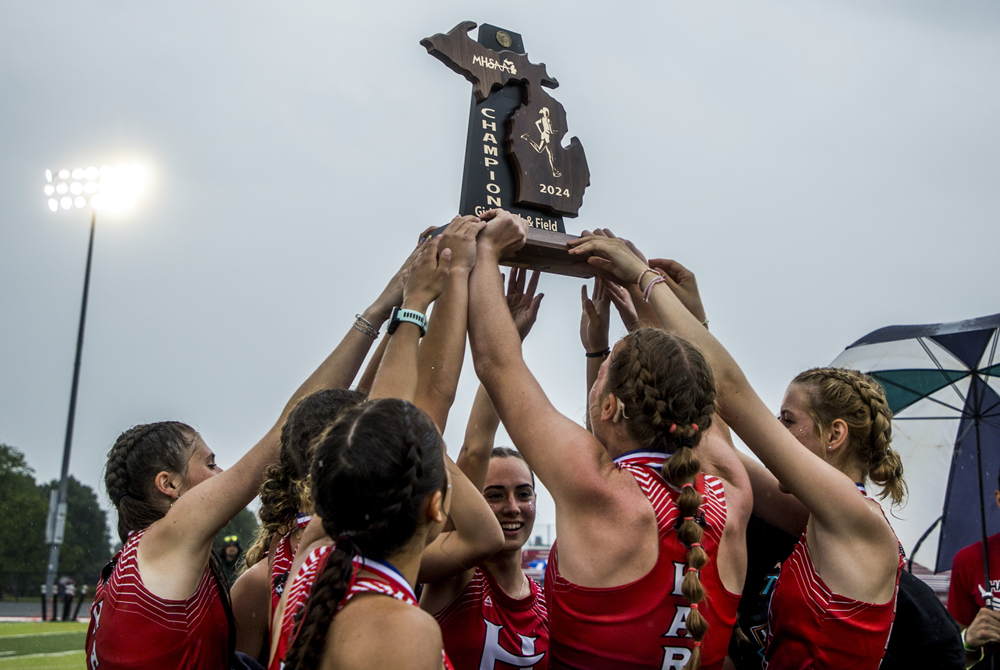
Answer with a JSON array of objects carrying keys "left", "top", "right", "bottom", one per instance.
[{"left": 422, "top": 21, "right": 592, "bottom": 277}]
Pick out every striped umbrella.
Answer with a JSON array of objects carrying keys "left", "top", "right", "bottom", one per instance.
[{"left": 831, "top": 313, "right": 1000, "bottom": 581}]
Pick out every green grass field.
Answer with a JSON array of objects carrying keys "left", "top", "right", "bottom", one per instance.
[{"left": 0, "top": 622, "right": 86, "bottom": 669}]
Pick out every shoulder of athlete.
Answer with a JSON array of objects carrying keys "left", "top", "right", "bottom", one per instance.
[
  {"left": 232, "top": 559, "right": 269, "bottom": 608},
  {"left": 811, "top": 498, "right": 899, "bottom": 565},
  {"left": 331, "top": 597, "right": 444, "bottom": 670}
]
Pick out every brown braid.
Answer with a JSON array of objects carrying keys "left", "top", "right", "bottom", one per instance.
[
  {"left": 604, "top": 328, "right": 716, "bottom": 670},
  {"left": 245, "top": 389, "right": 366, "bottom": 568},
  {"left": 793, "top": 367, "right": 907, "bottom": 505},
  {"left": 282, "top": 399, "right": 446, "bottom": 670},
  {"left": 104, "top": 421, "right": 196, "bottom": 542}
]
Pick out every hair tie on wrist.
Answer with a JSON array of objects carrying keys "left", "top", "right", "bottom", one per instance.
[
  {"left": 642, "top": 276, "right": 666, "bottom": 303},
  {"left": 586, "top": 348, "right": 611, "bottom": 358}
]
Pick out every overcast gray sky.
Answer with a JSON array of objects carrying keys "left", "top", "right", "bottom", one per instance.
[{"left": 2, "top": 1, "right": 997, "bottom": 555}]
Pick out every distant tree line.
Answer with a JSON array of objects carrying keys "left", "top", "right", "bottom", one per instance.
[{"left": 0, "top": 443, "right": 112, "bottom": 599}]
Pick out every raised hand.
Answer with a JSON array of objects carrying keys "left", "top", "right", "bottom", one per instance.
[
  {"left": 580, "top": 278, "right": 610, "bottom": 354},
  {"left": 567, "top": 234, "right": 648, "bottom": 286},
  {"left": 648, "top": 258, "right": 707, "bottom": 324},
  {"left": 478, "top": 209, "right": 528, "bottom": 259},
  {"left": 402, "top": 237, "right": 452, "bottom": 312},
  {"left": 505, "top": 268, "right": 543, "bottom": 340},
  {"left": 439, "top": 215, "right": 485, "bottom": 273},
  {"left": 599, "top": 281, "right": 644, "bottom": 332},
  {"left": 591, "top": 228, "right": 648, "bottom": 265}
]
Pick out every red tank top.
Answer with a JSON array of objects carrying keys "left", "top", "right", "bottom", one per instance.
[
  {"left": 544, "top": 451, "right": 740, "bottom": 670},
  {"left": 764, "top": 495, "right": 904, "bottom": 670},
  {"left": 85, "top": 529, "right": 229, "bottom": 670},
  {"left": 271, "top": 545, "right": 454, "bottom": 670},
  {"left": 435, "top": 565, "right": 549, "bottom": 670}
]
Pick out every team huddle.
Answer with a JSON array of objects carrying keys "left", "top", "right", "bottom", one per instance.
[{"left": 85, "top": 210, "right": 922, "bottom": 669}]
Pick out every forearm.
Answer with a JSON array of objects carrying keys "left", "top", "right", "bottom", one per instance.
[
  {"left": 368, "top": 323, "right": 423, "bottom": 401},
  {"left": 584, "top": 356, "right": 605, "bottom": 431},
  {"left": 356, "top": 334, "right": 389, "bottom": 393},
  {"left": 414, "top": 268, "right": 471, "bottom": 431},
  {"left": 457, "top": 383, "right": 501, "bottom": 492},
  {"left": 468, "top": 245, "right": 523, "bottom": 386},
  {"left": 368, "top": 295, "right": 432, "bottom": 401},
  {"left": 446, "top": 455, "right": 502, "bottom": 548}
]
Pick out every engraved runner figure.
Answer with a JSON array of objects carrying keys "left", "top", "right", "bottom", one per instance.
[{"left": 521, "top": 108, "right": 562, "bottom": 178}]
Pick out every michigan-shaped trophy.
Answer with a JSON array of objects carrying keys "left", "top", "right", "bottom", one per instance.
[{"left": 422, "top": 21, "right": 592, "bottom": 277}]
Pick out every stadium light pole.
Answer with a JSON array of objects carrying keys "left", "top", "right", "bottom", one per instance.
[{"left": 42, "top": 164, "right": 145, "bottom": 619}]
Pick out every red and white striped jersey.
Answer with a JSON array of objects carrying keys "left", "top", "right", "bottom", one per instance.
[
  {"left": 271, "top": 545, "right": 454, "bottom": 670},
  {"left": 435, "top": 566, "right": 549, "bottom": 670},
  {"left": 764, "top": 500, "right": 904, "bottom": 670},
  {"left": 268, "top": 544, "right": 331, "bottom": 670},
  {"left": 545, "top": 450, "right": 740, "bottom": 670},
  {"left": 85, "top": 529, "right": 229, "bottom": 670}
]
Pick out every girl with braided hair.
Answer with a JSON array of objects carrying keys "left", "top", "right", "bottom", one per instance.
[
  {"left": 468, "top": 211, "right": 752, "bottom": 670},
  {"left": 568, "top": 234, "right": 907, "bottom": 670},
  {"left": 231, "top": 388, "right": 366, "bottom": 664},
  {"left": 269, "top": 215, "right": 503, "bottom": 670},
  {"left": 85, "top": 233, "right": 442, "bottom": 670},
  {"left": 278, "top": 398, "right": 456, "bottom": 670}
]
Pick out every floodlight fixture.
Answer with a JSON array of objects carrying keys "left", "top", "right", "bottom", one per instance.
[{"left": 43, "top": 163, "right": 145, "bottom": 214}]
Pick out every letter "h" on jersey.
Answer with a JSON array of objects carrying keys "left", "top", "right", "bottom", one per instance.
[{"left": 479, "top": 620, "right": 545, "bottom": 670}]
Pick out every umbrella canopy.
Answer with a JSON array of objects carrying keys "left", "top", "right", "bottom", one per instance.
[{"left": 831, "top": 313, "right": 1000, "bottom": 574}]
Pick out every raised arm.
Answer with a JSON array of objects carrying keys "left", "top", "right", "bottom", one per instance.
[
  {"left": 458, "top": 267, "right": 542, "bottom": 492},
  {"left": 580, "top": 277, "right": 611, "bottom": 422},
  {"left": 469, "top": 211, "right": 617, "bottom": 508},
  {"left": 567, "top": 236, "right": 884, "bottom": 541},
  {"left": 369, "top": 237, "right": 452, "bottom": 402},
  {"left": 412, "top": 216, "right": 484, "bottom": 431}
]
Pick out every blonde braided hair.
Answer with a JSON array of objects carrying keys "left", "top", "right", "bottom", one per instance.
[{"left": 793, "top": 367, "right": 906, "bottom": 505}]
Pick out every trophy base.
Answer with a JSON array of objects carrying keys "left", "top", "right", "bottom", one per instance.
[
  {"left": 500, "top": 228, "right": 593, "bottom": 278},
  {"left": 425, "top": 226, "right": 594, "bottom": 279}
]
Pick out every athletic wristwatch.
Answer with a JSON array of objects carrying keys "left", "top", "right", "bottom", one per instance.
[{"left": 387, "top": 306, "right": 427, "bottom": 336}]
